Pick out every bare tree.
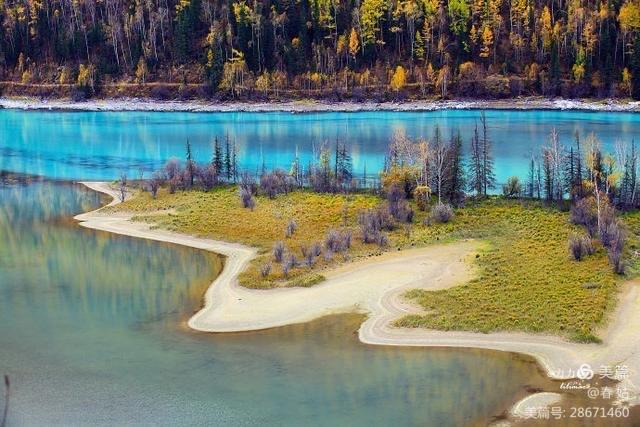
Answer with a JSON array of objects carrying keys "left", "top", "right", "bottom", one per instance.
[
  {"left": 149, "top": 172, "right": 162, "bottom": 198},
  {"left": 118, "top": 173, "right": 127, "bottom": 202},
  {"left": 431, "top": 137, "right": 448, "bottom": 204},
  {"left": 585, "top": 134, "right": 604, "bottom": 234}
]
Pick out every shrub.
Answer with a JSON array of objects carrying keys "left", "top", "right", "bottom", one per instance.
[
  {"left": 302, "top": 246, "right": 316, "bottom": 267},
  {"left": 381, "top": 165, "right": 420, "bottom": 199},
  {"left": 285, "top": 219, "right": 297, "bottom": 238},
  {"left": 568, "top": 234, "right": 594, "bottom": 261},
  {"left": 260, "top": 169, "right": 293, "bottom": 199},
  {"left": 239, "top": 173, "right": 258, "bottom": 195},
  {"left": 387, "top": 185, "right": 414, "bottom": 223},
  {"left": 377, "top": 233, "right": 389, "bottom": 247},
  {"left": 325, "top": 229, "right": 351, "bottom": 252},
  {"left": 164, "top": 158, "right": 181, "bottom": 181},
  {"left": 260, "top": 262, "right": 272, "bottom": 278},
  {"left": 239, "top": 187, "right": 256, "bottom": 210},
  {"left": 273, "top": 241, "right": 286, "bottom": 263},
  {"left": 198, "top": 164, "right": 218, "bottom": 190},
  {"left": 148, "top": 172, "right": 162, "bottom": 199},
  {"left": 599, "top": 214, "right": 621, "bottom": 249},
  {"left": 282, "top": 254, "right": 297, "bottom": 277},
  {"left": 608, "top": 245, "right": 625, "bottom": 274},
  {"left": 358, "top": 208, "right": 394, "bottom": 244},
  {"left": 502, "top": 176, "right": 522, "bottom": 198},
  {"left": 413, "top": 185, "right": 431, "bottom": 211},
  {"left": 430, "top": 203, "right": 454, "bottom": 223},
  {"left": 570, "top": 197, "right": 598, "bottom": 236},
  {"left": 310, "top": 242, "right": 322, "bottom": 257}
]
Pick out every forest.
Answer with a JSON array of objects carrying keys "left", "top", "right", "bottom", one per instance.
[{"left": 2, "top": 0, "right": 640, "bottom": 99}]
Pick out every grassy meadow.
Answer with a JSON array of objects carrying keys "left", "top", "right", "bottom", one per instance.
[{"left": 115, "top": 187, "right": 623, "bottom": 340}]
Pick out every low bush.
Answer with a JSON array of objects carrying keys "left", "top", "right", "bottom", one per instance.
[
  {"left": 570, "top": 197, "right": 598, "bottom": 236},
  {"left": 260, "top": 169, "right": 293, "bottom": 199},
  {"left": 273, "top": 241, "right": 286, "bottom": 263},
  {"left": 260, "top": 262, "right": 272, "bottom": 278},
  {"left": 239, "top": 187, "right": 255, "bottom": 210},
  {"left": 568, "top": 234, "right": 594, "bottom": 261},
  {"left": 413, "top": 185, "right": 431, "bottom": 211},
  {"left": 285, "top": 219, "right": 297, "bottom": 238},
  {"left": 430, "top": 203, "right": 454, "bottom": 223},
  {"left": 325, "top": 229, "right": 352, "bottom": 252},
  {"left": 502, "top": 176, "right": 522, "bottom": 198}
]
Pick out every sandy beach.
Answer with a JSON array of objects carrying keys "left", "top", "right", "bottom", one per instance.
[
  {"left": 77, "top": 181, "right": 640, "bottom": 407},
  {"left": 4, "top": 96, "right": 640, "bottom": 113}
]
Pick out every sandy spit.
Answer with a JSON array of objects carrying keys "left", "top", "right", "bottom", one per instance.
[
  {"left": 76, "top": 181, "right": 640, "bottom": 407},
  {"left": 4, "top": 97, "right": 640, "bottom": 113}
]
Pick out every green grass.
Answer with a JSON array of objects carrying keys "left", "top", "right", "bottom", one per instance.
[
  {"left": 115, "top": 188, "right": 623, "bottom": 339},
  {"left": 114, "top": 186, "right": 381, "bottom": 289},
  {"left": 395, "top": 198, "right": 619, "bottom": 338}
]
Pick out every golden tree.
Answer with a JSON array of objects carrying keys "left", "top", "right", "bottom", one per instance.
[
  {"left": 348, "top": 28, "right": 360, "bottom": 60},
  {"left": 390, "top": 65, "right": 406, "bottom": 91}
]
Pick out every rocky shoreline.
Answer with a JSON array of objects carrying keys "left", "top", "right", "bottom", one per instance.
[{"left": 2, "top": 97, "right": 640, "bottom": 113}]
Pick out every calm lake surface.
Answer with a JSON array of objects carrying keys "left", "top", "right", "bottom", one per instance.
[
  {"left": 0, "top": 181, "right": 556, "bottom": 426},
  {"left": 2, "top": 109, "right": 640, "bottom": 183}
]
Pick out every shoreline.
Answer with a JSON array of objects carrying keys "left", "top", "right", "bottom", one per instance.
[
  {"left": 3, "top": 96, "right": 640, "bottom": 113},
  {"left": 76, "top": 181, "right": 640, "bottom": 408}
]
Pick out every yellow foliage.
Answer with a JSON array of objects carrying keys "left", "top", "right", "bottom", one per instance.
[
  {"left": 622, "top": 67, "right": 632, "bottom": 96},
  {"left": 77, "top": 63, "right": 95, "bottom": 89},
  {"left": 480, "top": 26, "right": 493, "bottom": 58},
  {"left": 572, "top": 62, "right": 585, "bottom": 83},
  {"left": 620, "top": 0, "right": 640, "bottom": 31},
  {"left": 390, "top": 65, "right": 406, "bottom": 91},
  {"left": 348, "top": 28, "right": 360, "bottom": 57},
  {"left": 135, "top": 57, "right": 148, "bottom": 84},
  {"left": 413, "top": 185, "right": 432, "bottom": 210},
  {"left": 21, "top": 70, "right": 31, "bottom": 84},
  {"left": 255, "top": 72, "right": 270, "bottom": 93},
  {"left": 59, "top": 66, "right": 70, "bottom": 85},
  {"left": 381, "top": 165, "right": 420, "bottom": 197}
]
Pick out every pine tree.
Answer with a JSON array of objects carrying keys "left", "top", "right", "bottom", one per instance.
[
  {"left": 339, "top": 144, "right": 353, "bottom": 190},
  {"left": 468, "top": 122, "right": 483, "bottom": 196},
  {"left": 186, "top": 140, "right": 195, "bottom": 187},
  {"left": 527, "top": 156, "right": 536, "bottom": 198},
  {"left": 480, "top": 112, "right": 496, "bottom": 196},
  {"left": 574, "top": 132, "right": 584, "bottom": 199},
  {"left": 224, "top": 135, "right": 232, "bottom": 180},
  {"left": 231, "top": 141, "right": 238, "bottom": 183},
  {"left": 444, "top": 130, "right": 465, "bottom": 204},
  {"left": 543, "top": 150, "right": 553, "bottom": 201},
  {"left": 212, "top": 137, "right": 223, "bottom": 178}
]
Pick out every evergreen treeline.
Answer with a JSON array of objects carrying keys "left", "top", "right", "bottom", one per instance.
[
  {"left": 138, "top": 115, "right": 631, "bottom": 273},
  {"left": 5, "top": 0, "right": 640, "bottom": 99}
]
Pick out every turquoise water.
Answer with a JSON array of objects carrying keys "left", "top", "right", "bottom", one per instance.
[
  {"left": 3, "top": 109, "right": 640, "bottom": 425},
  {"left": 0, "top": 181, "right": 556, "bottom": 426},
  {"left": 2, "top": 109, "right": 640, "bottom": 182}
]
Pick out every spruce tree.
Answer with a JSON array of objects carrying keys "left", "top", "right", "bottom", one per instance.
[
  {"left": 212, "top": 137, "right": 223, "bottom": 178},
  {"left": 444, "top": 130, "right": 465, "bottom": 204},
  {"left": 224, "top": 135, "right": 232, "bottom": 180},
  {"left": 186, "top": 140, "right": 195, "bottom": 187}
]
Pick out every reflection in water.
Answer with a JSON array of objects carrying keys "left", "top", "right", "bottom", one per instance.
[
  {"left": 0, "top": 181, "right": 635, "bottom": 426},
  {"left": 3, "top": 109, "right": 640, "bottom": 183}
]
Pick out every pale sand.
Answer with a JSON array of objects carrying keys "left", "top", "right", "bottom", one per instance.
[
  {"left": 76, "top": 181, "right": 640, "bottom": 406},
  {"left": 510, "top": 392, "right": 563, "bottom": 418}
]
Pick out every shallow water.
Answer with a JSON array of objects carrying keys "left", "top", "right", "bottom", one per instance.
[
  {"left": 0, "top": 181, "right": 560, "bottom": 426},
  {"left": 2, "top": 109, "right": 640, "bottom": 183}
]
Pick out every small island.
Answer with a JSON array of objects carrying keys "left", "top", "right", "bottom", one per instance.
[{"left": 76, "top": 115, "right": 640, "bottom": 411}]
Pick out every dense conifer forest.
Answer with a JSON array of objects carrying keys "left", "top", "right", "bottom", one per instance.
[{"left": 2, "top": 0, "right": 640, "bottom": 99}]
